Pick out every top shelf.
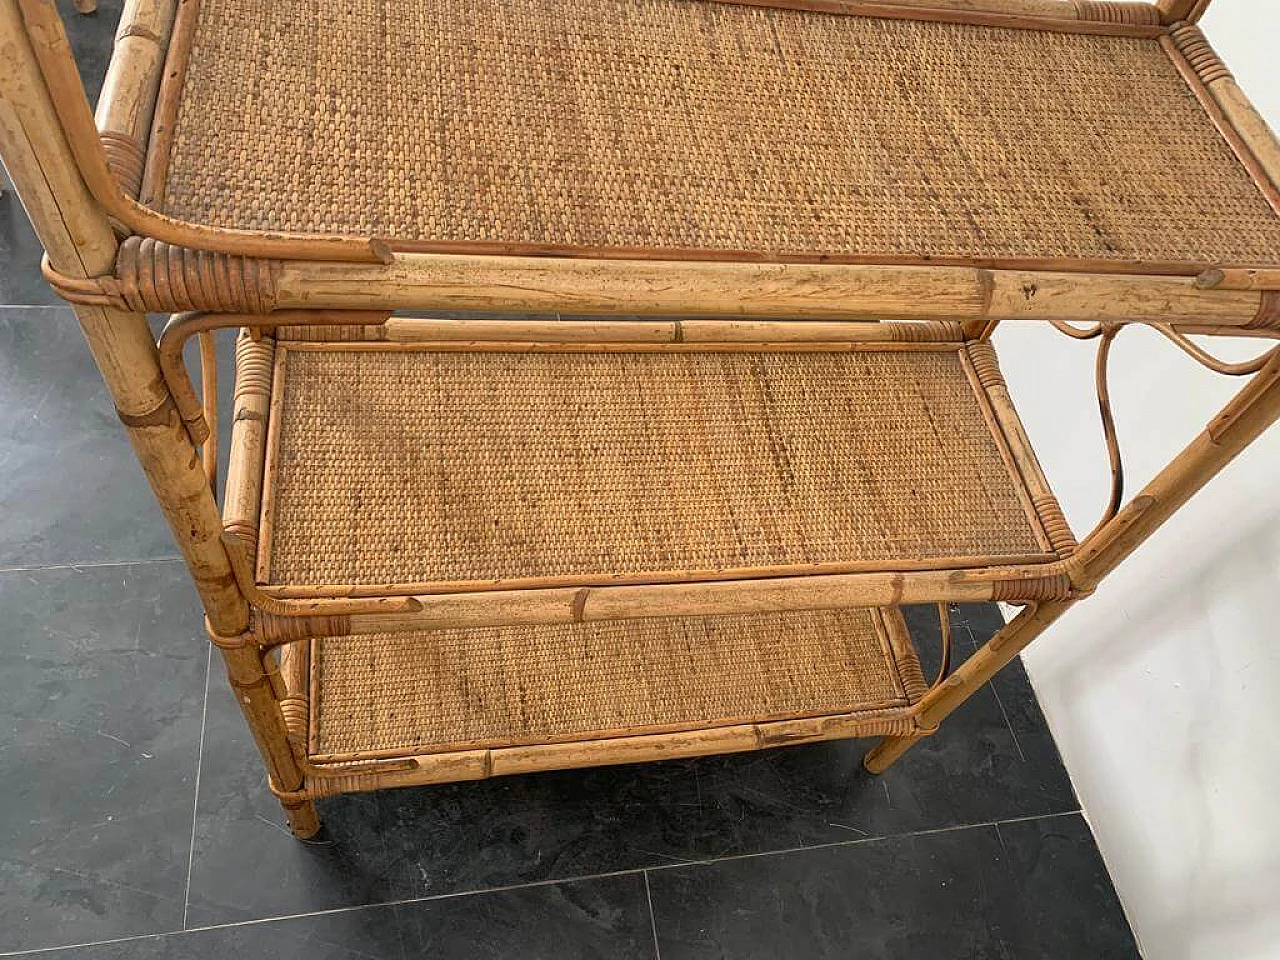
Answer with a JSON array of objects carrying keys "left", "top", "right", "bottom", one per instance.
[{"left": 139, "top": 0, "right": 1280, "bottom": 273}]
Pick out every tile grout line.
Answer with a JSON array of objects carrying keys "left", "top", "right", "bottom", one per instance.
[
  {"left": 643, "top": 871, "right": 663, "bottom": 960},
  {"left": 0, "top": 557, "right": 183, "bottom": 574},
  {"left": 181, "top": 644, "right": 213, "bottom": 931},
  {"left": 0, "top": 808, "right": 1084, "bottom": 958}
]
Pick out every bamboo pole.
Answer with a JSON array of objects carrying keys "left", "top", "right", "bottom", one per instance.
[
  {"left": 866, "top": 348, "right": 1280, "bottom": 773},
  {"left": 94, "top": 0, "right": 176, "bottom": 143},
  {"left": 278, "top": 256, "right": 1265, "bottom": 327},
  {"left": 248, "top": 564, "right": 1072, "bottom": 642},
  {"left": 696, "top": 0, "right": 1161, "bottom": 33},
  {"left": 0, "top": 0, "right": 317, "bottom": 837},
  {"left": 1156, "top": 0, "right": 1210, "bottom": 23}
]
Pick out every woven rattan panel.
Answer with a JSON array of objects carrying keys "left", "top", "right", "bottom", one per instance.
[
  {"left": 309, "top": 607, "right": 924, "bottom": 758},
  {"left": 261, "top": 345, "right": 1052, "bottom": 590},
  {"left": 158, "top": 0, "right": 1280, "bottom": 264}
]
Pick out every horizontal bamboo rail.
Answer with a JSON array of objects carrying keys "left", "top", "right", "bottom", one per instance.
[
  {"left": 698, "top": 0, "right": 1161, "bottom": 34},
  {"left": 248, "top": 563, "right": 1075, "bottom": 643},
  {"left": 277, "top": 256, "right": 1270, "bottom": 325}
]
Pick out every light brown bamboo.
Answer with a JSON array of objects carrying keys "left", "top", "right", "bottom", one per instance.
[
  {"left": 1069, "top": 351, "right": 1280, "bottom": 590},
  {"left": 222, "top": 331, "right": 273, "bottom": 558},
  {"left": 278, "top": 257, "right": 1264, "bottom": 326},
  {"left": 198, "top": 330, "right": 217, "bottom": 488},
  {"left": 0, "top": 0, "right": 244, "bottom": 635},
  {"left": 14, "top": 0, "right": 383, "bottom": 262},
  {"left": 0, "top": 0, "right": 316, "bottom": 835},
  {"left": 867, "top": 348, "right": 1280, "bottom": 772},
  {"left": 94, "top": 0, "right": 176, "bottom": 142},
  {"left": 297, "top": 707, "right": 919, "bottom": 796},
  {"left": 1161, "top": 28, "right": 1280, "bottom": 217},
  {"left": 695, "top": 0, "right": 1161, "bottom": 35},
  {"left": 1156, "top": 0, "right": 1210, "bottom": 23},
  {"left": 287, "top": 565, "right": 1072, "bottom": 640},
  {"left": 373, "top": 318, "right": 963, "bottom": 344}
]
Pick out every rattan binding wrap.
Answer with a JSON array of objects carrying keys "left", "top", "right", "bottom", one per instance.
[
  {"left": 309, "top": 607, "right": 926, "bottom": 760},
  {"left": 154, "top": 0, "right": 1280, "bottom": 265},
  {"left": 260, "top": 343, "right": 1062, "bottom": 593}
]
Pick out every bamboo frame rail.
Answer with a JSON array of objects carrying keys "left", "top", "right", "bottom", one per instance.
[{"left": 277, "top": 257, "right": 1274, "bottom": 325}]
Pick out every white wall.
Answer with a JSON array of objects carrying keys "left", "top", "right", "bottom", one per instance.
[{"left": 1006, "top": 6, "right": 1280, "bottom": 958}]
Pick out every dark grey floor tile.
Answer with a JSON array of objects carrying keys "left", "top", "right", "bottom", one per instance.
[
  {"left": 187, "top": 603, "right": 1076, "bottom": 926},
  {"left": 995, "top": 815, "right": 1140, "bottom": 959},
  {"left": 0, "top": 192, "right": 60, "bottom": 307},
  {"left": 33, "top": 874, "right": 655, "bottom": 959},
  {"left": 0, "top": 563, "right": 208, "bottom": 952},
  {"left": 1, "top": 2, "right": 120, "bottom": 307},
  {"left": 648, "top": 814, "right": 1139, "bottom": 960},
  {"left": 647, "top": 824, "right": 1023, "bottom": 960},
  {"left": 0, "top": 308, "right": 237, "bottom": 568},
  {"left": 392, "top": 874, "right": 656, "bottom": 959},
  {"left": 0, "top": 308, "right": 172, "bottom": 566}
]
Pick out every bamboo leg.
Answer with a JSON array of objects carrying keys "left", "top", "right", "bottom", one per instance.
[
  {"left": 278, "top": 796, "right": 321, "bottom": 839},
  {"left": 0, "top": 0, "right": 317, "bottom": 837},
  {"left": 864, "top": 601, "right": 1072, "bottom": 772},
  {"left": 867, "top": 348, "right": 1280, "bottom": 773}
]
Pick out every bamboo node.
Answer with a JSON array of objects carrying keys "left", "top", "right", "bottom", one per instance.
[
  {"left": 234, "top": 332, "right": 276, "bottom": 399},
  {"left": 1168, "top": 23, "right": 1233, "bottom": 85},
  {"left": 966, "top": 341, "right": 1005, "bottom": 391},
  {"left": 116, "top": 22, "right": 163, "bottom": 44},
  {"left": 991, "top": 573, "right": 1074, "bottom": 603},
  {"left": 1033, "top": 495, "right": 1078, "bottom": 557},
  {"left": 1072, "top": 1, "right": 1161, "bottom": 25},
  {"left": 115, "top": 393, "right": 179, "bottom": 429},
  {"left": 99, "top": 132, "right": 145, "bottom": 199},
  {"left": 256, "top": 612, "right": 353, "bottom": 646},
  {"left": 280, "top": 695, "right": 309, "bottom": 742},
  {"left": 115, "top": 237, "right": 282, "bottom": 313},
  {"left": 885, "top": 320, "right": 964, "bottom": 343}
]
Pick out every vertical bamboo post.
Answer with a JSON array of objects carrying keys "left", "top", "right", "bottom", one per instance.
[
  {"left": 867, "top": 350, "right": 1280, "bottom": 773},
  {"left": 0, "top": 0, "right": 318, "bottom": 836},
  {"left": 1156, "top": 0, "right": 1210, "bottom": 24}
]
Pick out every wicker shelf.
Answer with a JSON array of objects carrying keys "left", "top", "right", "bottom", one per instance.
[
  {"left": 304, "top": 606, "right": 926, "bottom": 766},
  {"left": 147, "top": 0, "right": 1280, "bottom": 271},
  {"left": 247, "top": 334, "right": 1071, "bottom": 599}
]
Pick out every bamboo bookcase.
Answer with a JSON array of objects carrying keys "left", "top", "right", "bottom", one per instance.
[{"left": 2, "top": 0, "right": 1277, "bottom": 838}]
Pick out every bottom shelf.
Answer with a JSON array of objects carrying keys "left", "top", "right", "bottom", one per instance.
[{"left": 307, "top": 607, "right": 927, "bottom": 766}]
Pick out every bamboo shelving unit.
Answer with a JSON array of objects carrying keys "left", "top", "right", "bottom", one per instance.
[{"left": 2, "top": 0, "right": 1278, "bottom": 839}]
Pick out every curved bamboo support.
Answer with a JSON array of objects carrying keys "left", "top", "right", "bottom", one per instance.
[
  {"left": 157, "top": 310, "right": 392, "bottom": 448},
  {"left": 869, "top": 338, "right": 1280, "bottom": 774},
  {"left": 1089, "top": 324, "right": 1124, "bottom": 539},
  {"left": 1156, "top": 0, "right": 1211, "bottom": 25}
]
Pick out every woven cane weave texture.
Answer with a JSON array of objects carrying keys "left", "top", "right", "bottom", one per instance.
[
  {"left": 263, "top": 346, "right": 1050, "bottom": 589},
  {"left": 159, "top": 0, "right": 1280, "bottom": 264},
  {"left": 310, "top": 607, "right": 923, "bottom": 757}
]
